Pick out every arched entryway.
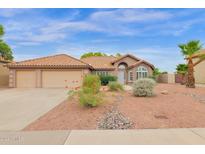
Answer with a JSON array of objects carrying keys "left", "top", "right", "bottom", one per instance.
[{"left": 118, "top": 62, "right": 128, "bottom": 84}]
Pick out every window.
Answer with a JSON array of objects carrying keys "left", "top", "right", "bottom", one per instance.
[
  {"left": 136, "top": 66, "right": 148, "bottom": 79},
  {"left": 93, "top": 71, "right": 109, "bottom": 76},
  {"left": 118, "top": 64, "right": 126, "bottom": 69},
  {"left": 128, "top": 71, "right": 133, "bottom": 81}
]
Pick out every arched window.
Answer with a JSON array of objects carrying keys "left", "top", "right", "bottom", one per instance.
[
  {"left": 136, "top": 66, "right": 148, "bottom": 79},
  {"left": 118, "top": 64, "right": 126, "bottom": 70}
]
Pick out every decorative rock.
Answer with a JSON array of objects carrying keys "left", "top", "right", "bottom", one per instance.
[
  {"left": 100, "top": 86, "right": 109, "bottom": 92},
  {"left": 97, "top": 108, "right": 134, "bottom": 129},
  {"left": 161, "top": 90, "right": 168, "bottom": 95}
]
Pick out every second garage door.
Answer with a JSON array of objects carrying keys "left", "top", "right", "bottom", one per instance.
[{"left": 42, "top": 70, "right": 82, "bottom": 88}]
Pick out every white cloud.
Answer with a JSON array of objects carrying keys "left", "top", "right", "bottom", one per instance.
[
  {"left": 0, "top": 9, "right": 29, "bottom": 17},
  {"left": 90, "top": 9, "right": 172, "bottom": 23},
  {"left": 3, "top": 8, "right": 205, "bottom": 46}
]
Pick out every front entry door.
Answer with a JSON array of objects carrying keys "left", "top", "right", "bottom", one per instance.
[{"left": 118, "top": 70, "right": 125, "bottom": 84}]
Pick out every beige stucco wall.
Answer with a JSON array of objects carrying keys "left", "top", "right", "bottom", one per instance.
[
  {"left": 9, "top": 68, "right": 90, "bottom": 88},
  {"left": 113, "top": 56, "right": 138, "bottom": 67},
  {"left": 112, "top": 56, "right": 139, "bottom": 84},
  {"left": 112, "top": 56, "right": 153, "bottom": 84},
  {"left": 0, "top": 62, "right": 9, "bottom": 87},
  {"left": 194, "top": 58, "right": 205, "bottom": 84},
  {"left": 158, "top": 74, "right": 175, "bottom": 84}
]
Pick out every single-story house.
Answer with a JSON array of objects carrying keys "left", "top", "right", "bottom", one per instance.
[
  {"left": 192, "top": 49, "right": 205, "bottom": 84},
  {"left": 0, "top": 57, "right": 10, "bottom": 87},
  {"left": 6, "top": 54, "right": 154, "bottom": 88}
]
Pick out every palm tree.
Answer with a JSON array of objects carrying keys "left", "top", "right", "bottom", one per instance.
[
  {"left": 178, "top": 40, "right": 203, "bottom": 88},
  {"left": 176, "top": 64, "right": 188, "bottom": 75}
]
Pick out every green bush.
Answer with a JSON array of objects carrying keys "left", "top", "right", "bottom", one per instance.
[
  {"left": 79, "top": 87, "right": 103, "bottom": 107},
  {"left": 83, "top": 74, "right": 101, "bottom": 94},
  {"left": 99, "top": 75, "right": 117, "bottom": 85},
  {"left": 133, "top": 78, "right": 156, "bottom": 97},
  {"left": 108, "top": 81, "right": 124, "bottom": 91}
]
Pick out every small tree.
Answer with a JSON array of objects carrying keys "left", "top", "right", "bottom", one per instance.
[
  {"left": 81, "top": 52, "right": 107, "bottom": 59},
  {"left": 115, "top": 53, "right": 122, "bottom": 57},
  {"left": 178, "top": 40, "right": 203, "bottom": 88},
  {"left": 0, "top": 24, "right": 13, "bottom": 61},
  {"left": 151, "top": 68, "right": 161, "bottom": 81},
  {"left": 0, "top": 25, "right": 4, "bottom": 37}
]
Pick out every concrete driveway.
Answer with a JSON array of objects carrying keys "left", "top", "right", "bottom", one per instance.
[{"left": 0, "top": 88, "right": 67, "bottom": 131}]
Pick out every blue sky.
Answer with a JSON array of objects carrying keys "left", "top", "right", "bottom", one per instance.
[{"left": 0, "top": 8, "right": 205, "bottom": 72}]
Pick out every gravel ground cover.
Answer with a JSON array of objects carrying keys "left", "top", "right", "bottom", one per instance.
[{"left": 24, "top": 84, "right": 205, "bottom": 130}]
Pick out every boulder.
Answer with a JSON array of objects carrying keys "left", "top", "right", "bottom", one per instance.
[{"left": 161, "top": 90, "right": 168, "bottom": 95}]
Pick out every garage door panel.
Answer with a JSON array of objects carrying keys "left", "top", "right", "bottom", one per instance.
[
  {"left": 16, "top": 71, "right": 36, "bottom": 88},
  {"left": 42, "top": 71, "right": 82, "bottom": 88}
]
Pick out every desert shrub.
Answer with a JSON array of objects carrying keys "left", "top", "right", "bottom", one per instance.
[
  {"left": 79, "top": 87, "right": 103, "bottom": 107},
  {"left": 99, "top": 75, "right": 117, "bottom": 85},
  {"left": 108, "top": 81, "right": 124, "bottom": 91},
  {"left": 67, "top": 90, "right": 77, "bottom": 100},
  {"left": 83, "top": 74, "right": 101, "bottom": 94},
  {"left": 133, "top": 78, "right": 156, "bottom": 97}
]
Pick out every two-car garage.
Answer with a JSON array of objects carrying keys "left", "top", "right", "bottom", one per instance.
[
  {"left": 15, "top": 70, "right": 84, "bottom": 88},
  {"left": 7, "top": 54, "right": 91, "bottom": 88}
]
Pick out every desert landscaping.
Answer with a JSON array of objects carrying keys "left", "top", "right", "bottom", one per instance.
[{"left": 24, "top": 83, "right": 205, "bottom": 131}]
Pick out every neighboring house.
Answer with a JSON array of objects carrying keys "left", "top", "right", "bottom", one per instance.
[
  {"left": 6, "top": 54, "right": 154, "bottom": 88},
  {"left": 0, "top": 57, "right": 10, "bottom": 87},
  {"left": 192, "top": 49, "right": 205, "bottom": 84}
]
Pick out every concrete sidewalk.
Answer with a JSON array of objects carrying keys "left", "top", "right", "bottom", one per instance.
[{"left": 1, "top": 128, "right": 205, "bottom": 145}]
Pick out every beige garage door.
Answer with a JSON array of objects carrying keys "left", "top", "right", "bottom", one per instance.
[
  {"left": 42, "top": 70, "right": 82, "bottom": 88},
  {"left": 16, "top": 71, "right": 36, "bottom": 88}
]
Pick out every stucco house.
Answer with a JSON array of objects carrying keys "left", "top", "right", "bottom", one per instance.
[
  {"left": 0, "top": 57, "right": 10, "bottom": 87},
  {"left": 192, "top": 49, "right": 205, "bottom": 84},
  {"left": 6, "top": 54, "right": 154, "bottom": 88}
]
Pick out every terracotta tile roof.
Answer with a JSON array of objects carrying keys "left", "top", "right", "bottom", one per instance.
[
  {"left": 191, "top": 49, "right": 205, "bottom": 59},
  {"left": 81, "top": 56, "right": 117, "bottom": 70},
  {"left": 111, "top": 54, "right": 141, "bottom": 64},
  {"left": 128, "top": 60, "right": 155, "bottom": 70},
  {"left": 7, "top": 54, "right": 92, "bottom": 69}
]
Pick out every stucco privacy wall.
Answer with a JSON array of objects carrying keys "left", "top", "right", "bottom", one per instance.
[
  {"left": 0, "top": 62, "right": 9, "bottom": 87},
  {"left": 9, "top": 68, "right": 90, "bottom": 88},
  {"left": 194, "top": 58, "right": 205, "bottom": 84},
  {"left": 158, "top": 74, "right": 175, "bottom": 84}
]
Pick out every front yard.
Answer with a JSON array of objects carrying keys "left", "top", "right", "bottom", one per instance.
[{"left": 24, "top": 83, "right": 205, "bottom": 130}]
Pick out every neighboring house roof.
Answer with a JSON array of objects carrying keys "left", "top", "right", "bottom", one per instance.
[
  {"left": 0, "top": 56, "right": 12, "bottom": 63},
  {"left": 191, "top": 49, "right": 205, "bottom": 59},
  {"left": 81, "top": 56, "right": 117, "bottom": 70},
  {"left": 128, "top": 60, "right": 155, "bottom": 70},
  {"left": 111, "top": 54, "right": 141, "bottom": 64},
  {"left": 7, "top": 54, "right": 92, "bottom": 69}
]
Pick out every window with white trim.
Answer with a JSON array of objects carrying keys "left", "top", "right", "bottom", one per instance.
[
  {"left": 136, "top": 66, "right": 148, "bottom": 79},
  {"left": 128, "top": 71, "right": 133, "bottom": 81},
  {"left": 93, "top": 71, "right": 109, "bottom": 76}
]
